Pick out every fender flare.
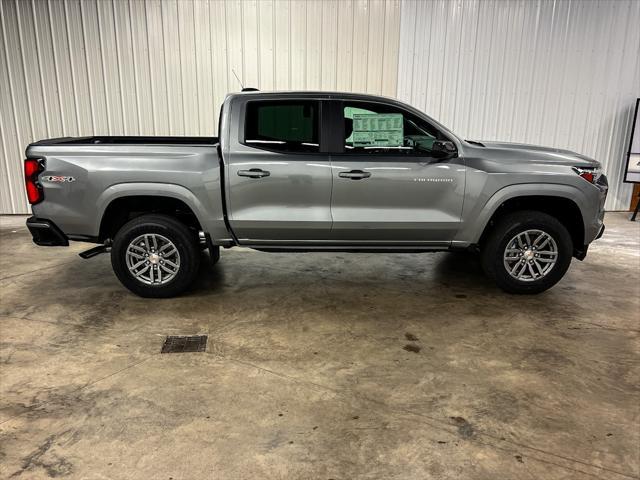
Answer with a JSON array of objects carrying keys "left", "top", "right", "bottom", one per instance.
[
  {"left": 461, "top": 183, "right": 589, "bottom": 244},
  {"left": 94, "top": 182, "right": 210, "bottom": 236}
]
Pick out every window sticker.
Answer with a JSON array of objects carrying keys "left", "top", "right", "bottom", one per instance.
[{"left": 352, "top": 113, "right": 404, "bottom": 147}]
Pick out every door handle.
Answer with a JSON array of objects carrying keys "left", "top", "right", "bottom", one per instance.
[
  {"left": 238, "top": 168, "right": 270, "bottom": 178},
  {"left": 338, "top": 170, "right": 371, "bottom": 180}
]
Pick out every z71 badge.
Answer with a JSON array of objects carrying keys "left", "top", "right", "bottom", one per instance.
[{"left": 44, "top": 175, "right": 76, "bottom": 183}]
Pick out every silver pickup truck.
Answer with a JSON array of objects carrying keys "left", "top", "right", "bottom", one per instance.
[{"left": 25, "top": 91, "right": 607, "bottom": 297}]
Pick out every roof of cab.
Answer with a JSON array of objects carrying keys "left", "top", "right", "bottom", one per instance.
[{"left": 229, "top": 90, "right": 399, "bottom": 102}]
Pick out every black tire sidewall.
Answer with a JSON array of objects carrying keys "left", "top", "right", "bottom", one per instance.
[
  {"left": 483, "top": 212, "right": 573, "bottom": 294},
  {"left": 111, "top": 215, "right": 200, "bottom": 298},
  {"left": 209, "top": 245, "right": 221, "bottom": 265}
]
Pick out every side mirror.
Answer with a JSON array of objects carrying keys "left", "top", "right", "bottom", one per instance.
[{"left": 432, "top": 140, "right": 457, "bottom": 156}]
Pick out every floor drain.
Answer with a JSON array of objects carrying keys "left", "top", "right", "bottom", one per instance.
[{"left": 161, "top": 335, "right": 207, "bottom": 354}]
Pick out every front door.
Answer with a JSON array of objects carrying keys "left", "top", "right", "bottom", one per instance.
[
  {"left": 225, "top": 98, "right": 333, "bottom": 243},
  {"left": 329, "top": 100, "right": 466, "bottom": 244}
]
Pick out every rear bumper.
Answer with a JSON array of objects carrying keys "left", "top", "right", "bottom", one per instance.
[{"left": 26, "top": 216, "right": 69, "bottom": 246}]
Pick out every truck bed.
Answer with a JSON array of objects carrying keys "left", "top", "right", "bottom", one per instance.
[{"left": 29, "top": 136, "right": 218, "bottom": 146}]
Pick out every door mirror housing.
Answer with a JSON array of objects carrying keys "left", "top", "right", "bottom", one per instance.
[{"left": 431, "top": 140, "right": 457, "bottom": 157}]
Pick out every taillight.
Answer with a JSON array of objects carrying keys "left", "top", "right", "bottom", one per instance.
[
  {"left": 24, "top": 158, "right": 44, "bottom": 204},
  {"left": 573, "top": 166, "right": 600, "bottom": 185}
]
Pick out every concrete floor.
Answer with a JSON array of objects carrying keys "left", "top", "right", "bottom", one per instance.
[{"left": 0, "top": 213, "right": 638, "bottom": 480}]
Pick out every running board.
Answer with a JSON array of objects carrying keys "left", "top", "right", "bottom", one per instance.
[{"left": 79, "top": 244, "right": 110, "bottom": 259}]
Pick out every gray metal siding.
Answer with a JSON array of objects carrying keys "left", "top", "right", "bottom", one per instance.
[
  {"left": 397, "top": 0, "right": 640, "bottom": 211},
  {"left": 1, "top": 0, "right": 638, "bottom": 214},
  {"left": 0, "top": 0, "right": 401, "bottom": 214}
]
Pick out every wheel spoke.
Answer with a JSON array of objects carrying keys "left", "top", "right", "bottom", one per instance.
[
  {"left": 536, "top": 236, "right": 550, "bottom": 250},
  {"left": 162, "top": 247, "right": 177, "bottom": 257},
  {"left": 503, "top": 229, "right": 557, "bottom": 283},
  {"left": 126, "top": 233, "right": 180, "bottom": 286},
  {"left": 158, "top": 242, "right": 173, "bottom": 253},
  {"left": 160, "top": 264, "right": 175, "bottom": 274},
  {"left": 517, "top": 262, "right": 528, "bottom": 278},
  {"left": 510, "top": 261, "right": 522, "bottom": 275},
  {"left": 164, "top": 259, "right": 179, "bottom": 269},
  {"left": 135, "top": 265, "right": 150, "bottom": 278},
  {"left": 130, "top": 244, "right": 147, "bottom": 254},
  {"left": 536, "top": 257, "right": 555, "bottom": 263},
  {"left": 131, "top": 258, "right": 146, "bottom": 269}
]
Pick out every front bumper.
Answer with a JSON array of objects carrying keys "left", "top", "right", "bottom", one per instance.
[
  {"left": 26, "top": 216, "right": 69, "bottom": 246},
  {"left": 575, "top": 224, "right": 605, "bottom": 261}
]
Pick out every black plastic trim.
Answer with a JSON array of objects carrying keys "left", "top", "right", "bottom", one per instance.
[
  {"left": 29, "top": 136, "right": 217, "bottom": 146},
  {"left": 26, "top": 217, "right": 69, "bottom": 246},
  {"left": 67, "top": 234, "right": 100, "bottom": 243},
  {"left": 253, "top": 247, "right": 449, "bottom": 253},
  {"left": 79, "top": 244, "right": 109, "bottom": 259},
  {"left": 217, "top": 144, "right": 239, "bottom": 246}
]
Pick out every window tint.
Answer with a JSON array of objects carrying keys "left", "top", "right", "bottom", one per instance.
[
  {"left": 245, "top": 101, "right": 319, "bottom": 153},
  {"left": 343, "top": 102, "right": 443, "bottom": 155}
]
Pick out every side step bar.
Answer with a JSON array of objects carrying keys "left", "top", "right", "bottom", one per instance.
[{"left": 79, "top": 244, "right": 110, "bottom": 259}]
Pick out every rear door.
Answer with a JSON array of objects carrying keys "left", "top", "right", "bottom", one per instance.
[
  {"left": 329, "top": 99, "right": 466, "bottom": 244},
  {"left": 225, "top": 96, "right": 333, "bottom": 243}
]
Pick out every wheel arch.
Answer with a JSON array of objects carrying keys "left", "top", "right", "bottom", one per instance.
[
  {"left": 476, "top": 194, "right": 585, "bottom": 256},
  {"left": 462, "top": 183, "right": 589, "bottom": 256},
  {"left": 97, "top": 184, "right": 208, "bottom": 242}
]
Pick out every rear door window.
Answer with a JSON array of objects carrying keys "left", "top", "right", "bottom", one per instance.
[{"left": 245, "top": 100, "right": 319, "bottom": 153}]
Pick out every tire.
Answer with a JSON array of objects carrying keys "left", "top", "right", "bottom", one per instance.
[
  {"left": 111, "top": 214, "right": 200, "bottom": 298},
  {"left": 208, "top": 245, "right": 220, "bottom": 265},
  {"left": 480, "top": 210, "right": 573, "bottom": 294}
]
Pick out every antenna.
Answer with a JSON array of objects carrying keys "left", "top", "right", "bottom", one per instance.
[{"left": 232, "top": 69, "right": 244, "bottom": 90}]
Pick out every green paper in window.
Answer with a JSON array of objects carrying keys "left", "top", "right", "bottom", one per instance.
[{"left": 352, "top": 113, "right": 404, "bottom": 147}]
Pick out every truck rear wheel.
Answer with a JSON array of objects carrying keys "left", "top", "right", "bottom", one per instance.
[
  {"left": 481, "top": 210, "right": 573, "bottom": 294},
  {"left": 111, "top": 214, "right": 200, "bottom": 298}
]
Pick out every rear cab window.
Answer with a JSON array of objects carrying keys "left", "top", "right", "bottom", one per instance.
[{"left": 244, "top": 100, "right": 319, "bottom": 153}]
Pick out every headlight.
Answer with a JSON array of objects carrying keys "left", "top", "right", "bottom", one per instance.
[{"left": 572, "top": 166, "right": 601, "bottom": 184}]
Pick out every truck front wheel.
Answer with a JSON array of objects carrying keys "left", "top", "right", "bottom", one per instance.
[
  {"left": 111, "top": 214, "right": 200, "bottom": 298},
  {"left": 481, "top": 210, "right": 573, "bottom": 294}
]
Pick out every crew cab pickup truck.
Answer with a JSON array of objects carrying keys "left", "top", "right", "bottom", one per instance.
[{"left": 24, "top": 91, "right": 607, "bottom": 297}]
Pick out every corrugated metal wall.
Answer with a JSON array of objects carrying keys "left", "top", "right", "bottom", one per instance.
[
  {"left": 1, "top": 0, "right": 638, "bottom": 214},
  {"left": 0, "top": 0, "right": 401, "bottom": 214},
  {"left": 398, "top": 0, "right": 640, "bottom": 211}
]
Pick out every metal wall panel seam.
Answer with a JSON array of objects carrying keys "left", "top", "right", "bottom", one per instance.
[
  {"left": 96, "top": 2, "right": 111, "bottom": 134},
  {"left": 15, "top": 0, "right": 35, "bottom": 140},
  {"left": 46, "top": 0, "right": 66, "bottom": 133},
  {"left": 78, "top": 0, "right": 96, "bottom": 133},
  {"left": 112, "top": 0, "right": 127, "bottom": 134},
  {"left": 1, "top": 0, "right": 22, "bottom": 212},
  {"left": 30, "top": 0, "right": 51, "bottom": 137},
  {"left": 127, "top": 0, "right": 141, "bottom": 134}
]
